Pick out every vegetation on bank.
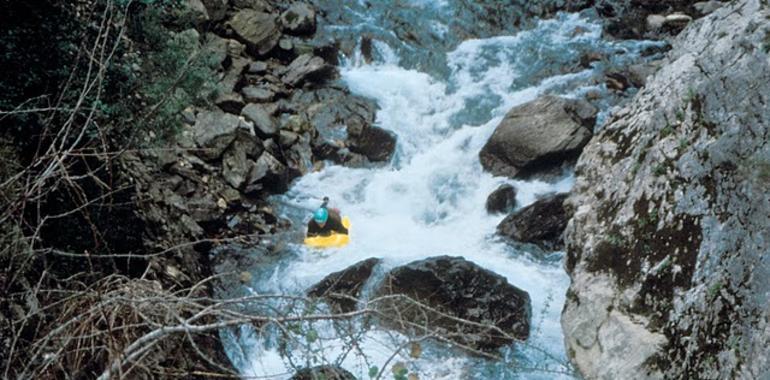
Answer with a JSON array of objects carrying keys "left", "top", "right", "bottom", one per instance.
[{"left": 0, "top": 0, "right": 224, "bottom": 377}]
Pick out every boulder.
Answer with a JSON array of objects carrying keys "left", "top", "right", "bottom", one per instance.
[
  {"left": 228, "top": 9, "right": 282, "bottom": 56},
  {"left": 349, "top": 126, "right": 397, "bottom": 162},
  {"left": 497, "top": 193, "right": 569, "bottom": 251},
  {"left": 241, "top": 104, "right": 278, "bottom": 138},
  {"left": 280, "top": 3, "right": 317, "bottom": 35},
  {"left": 486, "top": 184, "right": 517, "bottom": 214},
  {"left": 307, "top": 258, "right": 382, "bottom": 313},
  {"left": 282, "top": 54, "right": 336, "bottom": 87},
  {"left": 374, "top": 256, "right": 531, "bottom": 351},
  {"left": 479, "top": 96, "right": 596, "bottom": 179},
  {"left": 192, "top": 111, "right": 245, "bottom": 160},
  {"left": 290, "top": 366, "right": 355, "bottom": 380}
]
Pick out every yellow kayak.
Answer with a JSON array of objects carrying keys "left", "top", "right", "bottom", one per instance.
[{"left": 304, "top": 216, "right": 351, "bottom": 248}]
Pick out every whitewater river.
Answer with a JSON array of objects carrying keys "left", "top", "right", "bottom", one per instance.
[{"left": 222, "top": 2, "right": 661, "bottom": 379}]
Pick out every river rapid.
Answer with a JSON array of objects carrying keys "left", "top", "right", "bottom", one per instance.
[{"left": 221, "top": 2, "right": 662, "bottom": 379}]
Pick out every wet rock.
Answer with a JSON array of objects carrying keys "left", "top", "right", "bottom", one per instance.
[
  {"left": 349, "top": 126, "right": 397, "bottom": 162},
  {"left": 291, "top": 366, "right": 355, "bottom": 380},
  {"left": 192, "top": 111, "right": 245, "bottom": 160},
  {"left": 282, "top": 54, "right": 336, "bottom": 87},
  {"left": 241, "top": 104, "right": 278, "bottom": 138},
  {"left": 307, "top": 258, "right": 382, "bottom": 313},
  {"left": 486, "top": 184, "right": 517, "bottom": 214},
  {"left": 280, "top": 3, "right": 317, "bottom": 35},
  {"left": 497, "top": 193, "right": 569, "bottom": 251},
  {"left": 479, "top": 96, "right": 596, "bottom": 179},
  {"left": 228, "top": 9, "right": 282, "bottom": 56},
  {"left": 241, "top": 85, "right": 275, "bottom": 103},
  {"left": 374, "top": 256, "right": 531, "bottom": 351}
]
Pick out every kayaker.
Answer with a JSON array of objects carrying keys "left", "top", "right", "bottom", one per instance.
[{"left": 307, "top": 198, "right": 348, "bottom": 237}]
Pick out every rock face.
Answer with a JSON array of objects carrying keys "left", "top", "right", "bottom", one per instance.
[
  {"left": 374, "top": 256, "right": 531, "bottom": 351},
  {"left": 307, "top": 258, "right": 382, "bottom": 313},
  {"left": 479, "top": 96, "right": 596, "bottom": 179},
  {"left": 497, "top": 193, "right": 569, "bottom": 251},
  {"left": 562, "top": 1, "right": 770, "bottom": 379},
  {"left": 485, "top": 184, "right": 517, "bottom": 214}
]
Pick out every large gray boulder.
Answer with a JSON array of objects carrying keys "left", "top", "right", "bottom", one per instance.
[
  {"left": 307, "top": 258, "right": 382, "bottom": 313},
  {"left": 497, "top": 193, "right": 568, "bottom": 251},
  {"left": 479, "top": 95, "right": 596, "bottom": 179},
  {"left": 374, "top": 256, "right": 531, "bottom": 351},
  {"left": 227, "top": 9, "right": 282, "bottom": 56},
  {"left": 562, "top": 1, "right": 770, "bottom": 379},
  {"left": 192, "top": 111, "right": 246, "bottom": 160}
]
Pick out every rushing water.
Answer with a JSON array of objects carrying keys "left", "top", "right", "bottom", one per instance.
[{"left": 222, "top": 4, "right": 663, "bottom": 379}]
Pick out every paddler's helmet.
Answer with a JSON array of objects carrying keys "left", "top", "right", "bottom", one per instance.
[{"left": 313, "top": 208, "right": 328, "bottom": 223}]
